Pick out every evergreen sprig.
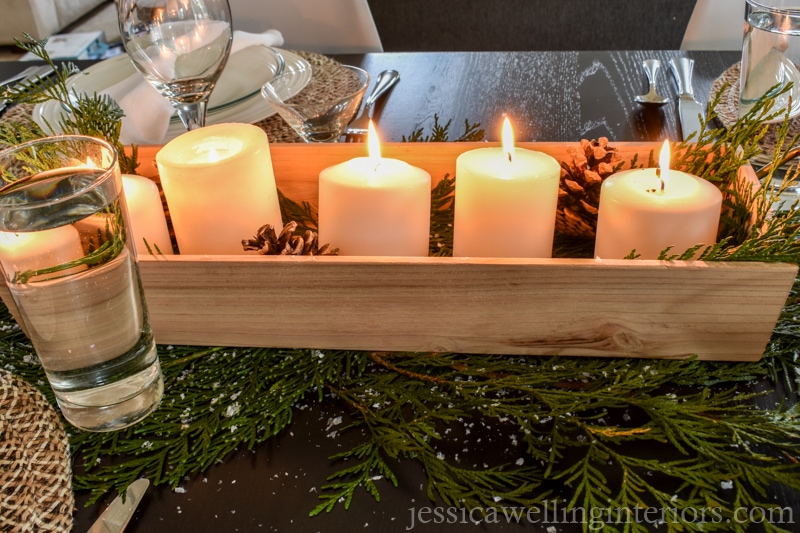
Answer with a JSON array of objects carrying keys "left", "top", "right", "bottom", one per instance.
[{"left": 0, "top": 35, "right": 138, "bottom": 174}]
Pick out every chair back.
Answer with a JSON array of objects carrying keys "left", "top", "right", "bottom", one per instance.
[{"left": 229, "top": 0, "right": 383, "bottom": 54}]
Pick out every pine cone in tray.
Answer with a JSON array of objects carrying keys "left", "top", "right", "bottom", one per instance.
[
  {"left": 242, "top": 221, "right": 339, "bottom": 256},
  {"left": 557, "top": 138, "right": 621, "bottom": 238}
]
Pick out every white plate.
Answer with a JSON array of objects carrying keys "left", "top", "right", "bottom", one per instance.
[{"left": 33, "top": 47, "right": 311, "bottom": 142}]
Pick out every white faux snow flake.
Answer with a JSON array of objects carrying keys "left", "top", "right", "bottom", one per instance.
[
  {"left": 326, "top": 416, "right": 342, "bottom": 430},
  {"left": 515, "top": 458, "right": 524, "bottom": 466},
  {"left": 314, "top": 350, "right": 325, "bottom": 359},
  {"left": 436, "top": 452, "right": 445, "bottom": 460},
  {"left": 547, "top": 527, "right": 557, "bottom": 533},
  {"left": 230, "top": 425, "right": 238, "bottom": 433},
  {"left": 493, "top": 496, "right": 502, "bottom": 503},
  {"left": 174, "top": 487, "right": 186, "bottom": 494},
  {"left": 225, "top": 402, "right": 241, "bottom": 418},
  {"left": 142, "top": 441, "right": 153, "bottom": 450},
  {"left": 721, "top": 480, "right": 734, "bottom": 489}
]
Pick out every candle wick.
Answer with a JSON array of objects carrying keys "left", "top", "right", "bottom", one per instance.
[
  {"left": 656, "top": 167, "right": 665, "bottom": 193},
  {"left": 507, "top": 151, "right": 513, "bottom": 163}
]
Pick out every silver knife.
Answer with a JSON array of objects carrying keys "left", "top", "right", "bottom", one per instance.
[
  {"left": 86, "top": 478, "right": 149, "bottom": 533},
  {"left": 669, "top": 57, "right": 704, "bottom": 141}
]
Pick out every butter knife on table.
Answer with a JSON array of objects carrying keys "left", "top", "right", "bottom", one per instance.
[
  {"left": 86, "top": 478, "right": 149, "bottom": 533},
  {"left": 669, "top": 57, "right": 704, "bottom": 141}
]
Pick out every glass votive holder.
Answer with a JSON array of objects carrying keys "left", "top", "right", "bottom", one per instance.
[
  {"left": 0, "top": 135, "right": 163, "bottom": 431},
  {"left": 261, "top": 63, "right": 369, "bottom": 142}
]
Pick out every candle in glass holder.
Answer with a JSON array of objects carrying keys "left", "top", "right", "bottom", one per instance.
[
  {"left": 318, "top": 122, "right": 431, "bottom": 256},
  {"left": 0, "top": 226, "right": 85, "bottom": 281},
  {"left": 156, "top": 123, "right": 282, "bottom": 255},
  {"left": 453, "top": 117, "right": 561, "bottom": 257},
  {"left": 594, "top": 141, "right": 722, "bottom": 259}
]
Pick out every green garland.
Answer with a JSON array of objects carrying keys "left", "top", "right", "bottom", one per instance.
[{"left": 1, "top": 37, "right": 800, "bottom": 532}]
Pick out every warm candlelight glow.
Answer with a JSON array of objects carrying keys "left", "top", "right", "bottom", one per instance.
[
  {"left": 658, "top": 140, "right": 670, "bottom": 191},
  {"left": 367, "top": 120, "right": 381, "bottom": 159},
  {"left": 156, "top": 123, "right": 283, "bottom": 255},
  {"left": 594, "top": 142, "right": 723, "bottom": 260},
  {"left": 502, "top": 116, "right": 514, "bottom": 162},
  {"left": 453, "top": 118, "right": 561, "bottom": 258},
  {"left": 318, "top": 120, "right": 431, "bottom": 256}
]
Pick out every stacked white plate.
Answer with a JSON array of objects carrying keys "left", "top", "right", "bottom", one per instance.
[{"left": 33, "top": 47, "right": 312, "bottom": 142}]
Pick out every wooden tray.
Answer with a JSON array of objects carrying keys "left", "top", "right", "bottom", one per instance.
[{"left": 5, "top": 142, "right": 799, "bottom": 361}]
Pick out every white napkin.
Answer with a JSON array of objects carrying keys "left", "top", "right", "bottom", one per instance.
[{"left": 103, "top": 30, "right": 284, "bottom": 146}]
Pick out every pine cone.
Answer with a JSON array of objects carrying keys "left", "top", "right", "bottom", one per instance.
[
  {"left": 242, "top": 221, "right": 339, "bottom": 256},
  {"left": 557, "top": 138, "right": 621, "bottom": 238}
]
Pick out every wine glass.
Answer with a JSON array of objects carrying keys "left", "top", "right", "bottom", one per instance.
[{"left": 118, "top": 0, "right": 234, "bottom": 131}]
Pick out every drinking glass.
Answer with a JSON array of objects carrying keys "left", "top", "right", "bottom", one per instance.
[
  {"left": 118, "top": 0, "right": 234, "bottom": 131},
  {"left": 739, "top": 0, "right": 800, "bottom": 120},
  {"left": 0, "top": 136, "right": 163, "bottom": 432},
  {"left": 261, "top": 64, "right": 369, "bottom": 142}
]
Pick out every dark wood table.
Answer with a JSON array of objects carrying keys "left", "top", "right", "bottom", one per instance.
[{"left": 6, "top": 50, "right": 796, "bottom": 532}]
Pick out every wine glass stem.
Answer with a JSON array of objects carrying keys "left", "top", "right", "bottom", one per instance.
[{"left": 175, "top": 101, "right": 209, "bottom": 131}]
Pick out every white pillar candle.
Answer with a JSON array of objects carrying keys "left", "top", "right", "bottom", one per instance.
[
  {"left": 122, "top": 174, "right": 173, "bottom": 256},
  {"left": 453, "top": 117, "right": 561, "bottom": 258},
  {"left": 0, "top": 225, "right": 85, "bottom": 282},
  {"left": 155, "top": 123, "right": 283, "bottom": 255},
  {"left": 319, "top": 122, "right": 431, "bottom": 256},
  {"left": 594, "top": 141, "right": 722, "bottom": 260}
]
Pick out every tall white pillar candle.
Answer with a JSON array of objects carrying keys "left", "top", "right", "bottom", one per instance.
[
  {"left": 319, "top": 122, "right": 431, "bottom": 256},
  {"left": 594, "top": 141, "right": 723, "bottom": 259},
  {"left": 453, "top": 117, "right": 561, "bottom": 257},
  {"left": 122, "top": 174, "right": 173, "bottom": 256},
  {"left": 156, "top": 123, "right": 283, "bottom": 255}
]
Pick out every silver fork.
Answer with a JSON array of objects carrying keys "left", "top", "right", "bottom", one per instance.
[{"left": 343, "top": 69, "right": 400, "bottom": 141}]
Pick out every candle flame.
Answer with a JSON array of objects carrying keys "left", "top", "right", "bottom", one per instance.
[
  {"left": 367, "top": 120, "right": 382, "bottom": 159},
  {"left": 207, "top": 146, "right": 220, "bottom": 163},
  {"left": 501, "top": 116, "right": 514, "bottom": 162},
  {"left": 658, "top": 140, "right": 670, "bottom": 192}
]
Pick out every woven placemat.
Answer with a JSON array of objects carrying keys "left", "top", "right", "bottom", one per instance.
[
  {"left": 710, "top": 61, "right": 800, "bottom": 163},
  {"left": 0, "top": 370, "right": 73, "bottom": 532}
]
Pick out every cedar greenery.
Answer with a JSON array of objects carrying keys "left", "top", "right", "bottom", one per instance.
[
  {"left": 0, "top": 42, "right": 799, "bottom": 531},
  {"left": 0, "top": 35, "right": 139, "bottom": 174}
]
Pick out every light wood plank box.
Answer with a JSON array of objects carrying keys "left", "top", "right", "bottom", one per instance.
[{"left": 4, "top": 142, "right": 799, "bottom": 362}]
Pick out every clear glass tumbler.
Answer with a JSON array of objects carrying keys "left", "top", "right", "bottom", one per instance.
[
  {"left": 0, "top": 136, "right": 163, "bottom": 432},
  {"left": 740, "top": 0, "right": 800, "bottom": 120}
]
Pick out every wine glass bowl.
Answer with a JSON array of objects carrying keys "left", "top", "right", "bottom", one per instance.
[
  {"left": 118, "top": 0, "right": 234, "bottom": 131},
  {"left": 261, "top": 64, "right": 369, "bottom": 142}
]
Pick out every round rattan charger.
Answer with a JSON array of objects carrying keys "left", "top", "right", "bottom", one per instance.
[
  {"left": 0, "top": 370, "right": 73, "bottom": 532},
  {"left": 710, "top": 61, "right": 800, "bottom": 164}
]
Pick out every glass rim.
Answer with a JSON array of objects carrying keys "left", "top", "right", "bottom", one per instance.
[
  {"left": 0, "top": 135, "right": 119, "bottom": 211},
  {"left": 264, "top": 64, "right": 370, "bottom": 104},
  {"left": 745, "top": 0, "right": 800, "bottom": 15}
]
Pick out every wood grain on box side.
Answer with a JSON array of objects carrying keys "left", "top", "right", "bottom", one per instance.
[{"left": 132, "top": 255, "right": 797, "bottom": 361}]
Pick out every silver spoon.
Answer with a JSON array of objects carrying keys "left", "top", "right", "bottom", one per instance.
[{"left": 634, "top": 59, "right": 669, "bottom": 106}]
